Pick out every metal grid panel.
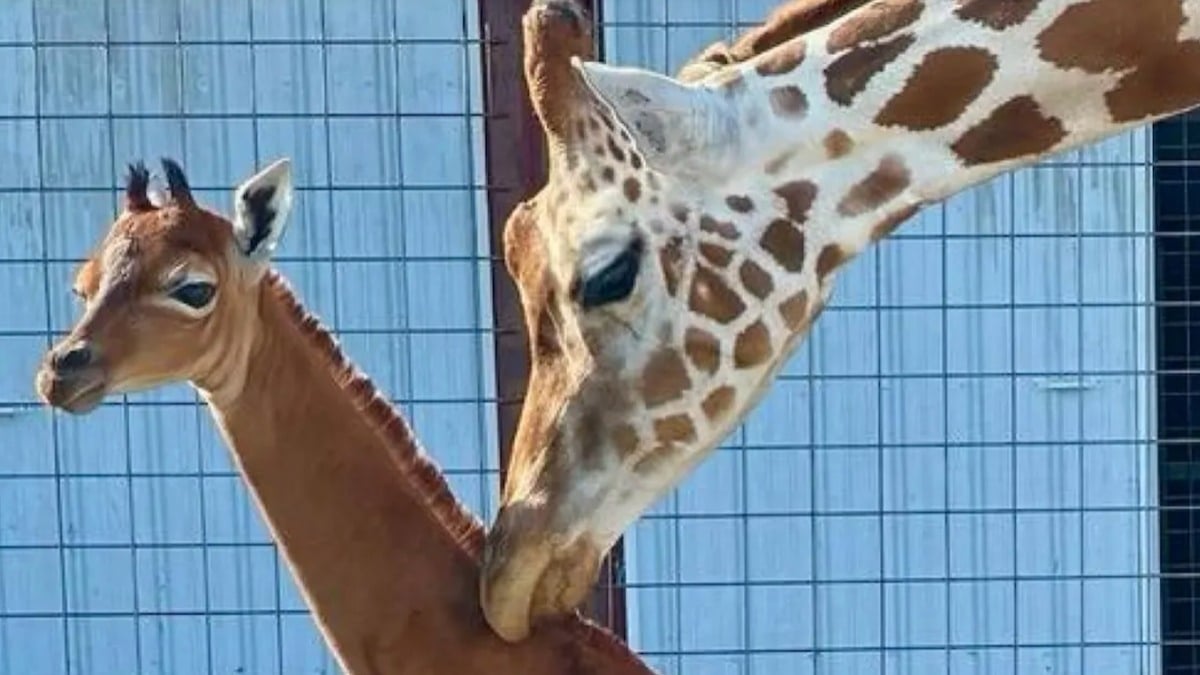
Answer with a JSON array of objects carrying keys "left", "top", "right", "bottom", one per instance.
[
  {"left": 601, "top": 2, "right": 1166, "bottom": 674},
  {"left": 0, "top": 0, "right": 496, "bottom": 672}
]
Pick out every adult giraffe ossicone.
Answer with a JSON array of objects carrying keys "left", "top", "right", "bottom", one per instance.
[
  {"left": 33, "top": 157, "right": 653, "bottom": 674},
  {"left": 480, "top": 0, "right": 1200, "bottom": 642}
]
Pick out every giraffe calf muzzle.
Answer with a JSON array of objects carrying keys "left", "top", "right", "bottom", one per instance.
[
  {"left": 35, "top": 340, "right": 109, "bottom": 414},
  {"left": 480, "top": 501, "right": 601, "bottom": 643}
]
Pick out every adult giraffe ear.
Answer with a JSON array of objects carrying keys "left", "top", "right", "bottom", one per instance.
[
  {"left": 231, "top": 157, "right": 293, "bottom": 274},
  {"left": 572, "top": 57, "right": 738, "bottom": 175}
]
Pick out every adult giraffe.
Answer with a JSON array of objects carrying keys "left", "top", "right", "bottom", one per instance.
[
  {"left": 480, "top": 0, "right": 1200, "bottom": 642},
  {"left": 33, "top": 157, "right": 654, "bottom": 675}
]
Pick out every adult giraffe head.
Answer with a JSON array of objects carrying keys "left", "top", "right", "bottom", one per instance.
[{"left": 482, "top": 0, "right": 1200, "bottom": 641}]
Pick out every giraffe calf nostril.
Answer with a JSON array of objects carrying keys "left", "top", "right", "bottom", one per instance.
[{"left": 56, "top": 343, "right": 94, "bottom": 371}]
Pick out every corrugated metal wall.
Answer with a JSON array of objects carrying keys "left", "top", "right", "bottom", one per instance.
[
  {"left": 0, "top": 1, "right": 1165, "bottom": 674},
  {"left": 601, "top": 2, "right": 1161, "bottom": 674},
  {"left": 0, "top": 1, "right": 497, "bottom": 673}
]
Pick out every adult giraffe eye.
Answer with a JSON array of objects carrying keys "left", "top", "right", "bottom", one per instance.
[
  {"left": 169, "top": 281, "right": 216, "bottom": 309},
  {"left": 574, "top": 237, "right": 644, "bottom": 309}
]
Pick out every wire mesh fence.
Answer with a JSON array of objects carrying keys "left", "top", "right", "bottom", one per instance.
[
  {"left": 0, "top": 0, "right": 1195, "bottom": 674},
  {"left": 0, "top": 1, "right": 498, "bottom": 673}
]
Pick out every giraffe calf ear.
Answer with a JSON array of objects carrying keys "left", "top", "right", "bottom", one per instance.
[
  {"left": 232, "top": 157, "right": 294, "bottom": 269},
  {"left": 572, "top": 58, "right": 737, "bottom": 174}
]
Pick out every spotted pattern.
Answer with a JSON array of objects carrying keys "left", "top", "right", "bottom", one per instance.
[
  {"left": 759, "top": 219, "right": 806, "bottom": 272},
  {"left": 875, "top": 47, "right": 998, "bottom": 130},
  {"left": 827, "top": 0, "right": 925, "bottom": 53},
  {"left": 639, "top": 348, "right": 691, "bottom": 408},
  {"left": 685, "top": 327, "right": 722, "bottom": 374},
  {"left": 951, "top": 95, "right": 1066, "bottom": 165},
  {"left": 837, "top": 154, "right": 911, "bottom": 217},
  {"left": 769, "top": 85, "right": 809, "bottom": 117},
  {"left": 701, "top": 386, "right": 737, "bottom": 422},
  {"left": 824, "top": 130, "right": 854, "bottom": 158},
  {"left": 623, "top": 177, "right": 642, "bottom": 203},
  {"left": 654, "top": 414, "right": 697, "bottom": 445},
  {"left": 779, "top": 290, "right": 810, "bottom": 331},
  {"left": 754, "top": 38, "right": 807, "bottom": 76},
  {"left": 956, "top": 0, "right": 1039, "bottom": 30},
  {"left": 739, "top": 260, "right": 774, "bottom": 299},
  {"left": 734, "top": 320, "right": 773, "bottom": 368},
  {"left": 825, "top": 34, "right": 916, "bottom": 106},
  {"left": 689, "top": 266, "right": 746, "bottom": 324}
]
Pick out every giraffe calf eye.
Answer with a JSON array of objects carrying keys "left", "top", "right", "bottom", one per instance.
[
  {"left": 573, "top": 237, "right": 644, "bottom": 309},
  {"left": 169, "top": 281, "right": 216, "bottom": 309}
]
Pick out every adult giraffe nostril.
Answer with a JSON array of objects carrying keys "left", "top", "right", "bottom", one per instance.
[{"left": 55, "top": 342, "right": 94, "bottom": 372}]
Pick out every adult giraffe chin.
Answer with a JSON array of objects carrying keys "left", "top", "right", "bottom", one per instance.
[{"left": 479, "top": 0, "right": 1200, "bottom": 643}]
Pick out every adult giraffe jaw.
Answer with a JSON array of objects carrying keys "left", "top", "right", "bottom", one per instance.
[{"left": 481, "top": 0, "right": 1200, "bottom": 642}]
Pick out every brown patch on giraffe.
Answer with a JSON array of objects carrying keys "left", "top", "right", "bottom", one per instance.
[
  {"left": 827, "top": 0, "right": 925, "bottom": 53},
  {"left": 874, "top": 47, "right": 997, "bottom": 130},
  {"left": 955, "top": 0, "right": 1039, "bottom": 29},
  {"left": 607, "top": 136, "right": 627, "bottom": 163},
  {"left": 700, "top": 242, "right": 734, "bottom": 268},
  {"left": 779, "top": 290, "right": 810, "bottom": 330},
  {"left": 824, "top": 130, "right": 854, "bottom": 158},
  {"left": 699, "top": 215, "right": 740, "bottom": 241},
  {"left": 1035, "top": 0, "right": 1200, "bottom": 123},
  {"left": 759, "top": 218, "right": 806, "bottom": 273},
  {"left": 701, "top": 386, "right": 737, "bottom": 422},
  {"left": 670, "top": 203, "right": 690, "bottom": 223},
  {"left": 755, "top": 38, "right": 807, "bottom": 76},
  {"left": 654, "top": 414, "right": 697, "bottom": 445},
  {"left": 582, "top": 175, "right": 597, "bottom": 193},
  {"left": 685, "top": 327, "right": 722, "bottom": 374},
  {"left": 837, "top": 154, "right": 911, "bottom": 217},
  {"left": 764, "top": 149, "right": 798, "bottom": 175},
  {"left": 734, "top": 320, "right": 773, "bottom": 369},
  {"left": 950, "top": 95, "right": 1066, "bottom": 166},
  {"left": 726, "top": 195, "right": 755, "bottom": 213},
  {"left": 600, "top": 166, "right": 615, "bottom": 183},
  {"left": 659, "top": 236, "right": 683, "bottom": 296},
  {"left": 816, "top": 244, "right": 849, "bottom": 281},
  {"left": 630, "top": 151, "right": 644, "bottom": 170},
  {"left": 773, "top": 180, "right": 818, "bottom": 222},
  {"left": 825, "top": 33, "right": 915, "bottom": 106},
  {"left": 1107, "top": 42, "right": 1200, "bottom": 122},
  {"left": 769, "top": 85, "right": 809, "bottom": 117},
  {"left": 623, "top": 177, "right": 642, "bottom": 203},
  {"left": 1037, "top": 0, "right": 1176, "bottom": 74},
  {"left": 689, "top": 266, "right": 746, "bottom": 324},
  {"left": 610, "top": 423, "right": 640, "bottom": 457},
  {"left": 739, "top": 260, "right": 774, "bottom": 299},
  {"left": 639, "top": 348, "right": 692, "bottom": 408},
  {"left": 870, "top": 204, "right": 921, "bottom": 242}
]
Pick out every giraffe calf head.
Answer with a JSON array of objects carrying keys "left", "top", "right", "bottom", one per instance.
[{"left": 35, "top": 158, "right": 295, "bottom": 414}]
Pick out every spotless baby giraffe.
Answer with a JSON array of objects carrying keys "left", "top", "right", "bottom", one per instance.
[
  {"left": 33, "top": 158, "right": 654, "bottom": 674},
  {"left": 480, "top": 0, "right": 1200, "bottom": 642}
]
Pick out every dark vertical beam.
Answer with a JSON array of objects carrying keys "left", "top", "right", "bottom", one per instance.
[
  {"left": 477, "top": 0, "right": 627, "bottom": 639},
  {"left": 1153, "top": 110, "right": 1200, "bottom": 671}
]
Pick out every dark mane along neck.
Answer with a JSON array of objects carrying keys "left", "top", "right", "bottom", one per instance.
[
  {"left": 679, "top": 0, "right": 870, "bottom": 75},
  {"left": 263, "top": 269, "right": 486, "bottom": 555},
  {"left": 260, "top": 270, "right": 648, "bottom": 671}
]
